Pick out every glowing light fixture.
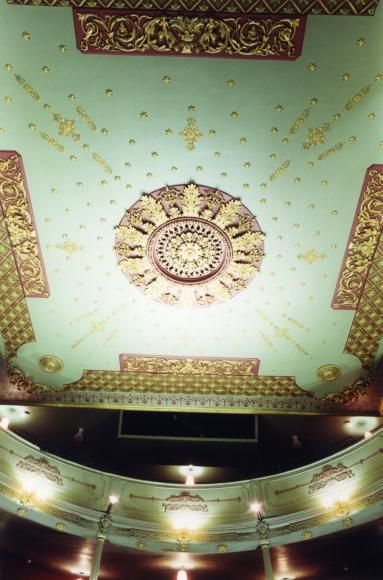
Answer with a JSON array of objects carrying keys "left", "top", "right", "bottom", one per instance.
[
  {"left": 185, "top": 465, "right": 195, "bottom": 486},
  {"left": 0, "top": 417, "right": 10, "bottom": 429},
  {"left": 250, "top": 501, "right": 263, "bottom": 519},
  {"left": 106, "top": 494, "right": 119, "bottom": 513},
  {"left": 177, "top": 570, "right": 188, "bottom": 580}
]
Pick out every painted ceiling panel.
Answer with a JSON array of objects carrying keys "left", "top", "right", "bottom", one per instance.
[{"left": 0, "top": 1, "right": 382, "bottom": 411}]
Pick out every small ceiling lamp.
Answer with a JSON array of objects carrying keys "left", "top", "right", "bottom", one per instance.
[
  {"left": 177, "top": 570, "right": 188, "bottom": 580},
  {"left": 185, "top": 465, "right": 195, "bottom": 486}
]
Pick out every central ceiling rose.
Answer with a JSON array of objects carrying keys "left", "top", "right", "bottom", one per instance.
[{"left": 115, "top": 184, "right": 264, "bottom": 307}]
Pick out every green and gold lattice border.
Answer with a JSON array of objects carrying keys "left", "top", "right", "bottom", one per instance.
[{"left": 7, "top": 0, "right": 379, "bottom": 16}]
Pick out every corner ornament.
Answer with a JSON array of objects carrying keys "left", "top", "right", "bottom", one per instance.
[
  {"left": 74, "top": 11, "right": 305, "bottom": 60},
  {"left": 114, "top": 184, "right": 265, "bottom": 307}
]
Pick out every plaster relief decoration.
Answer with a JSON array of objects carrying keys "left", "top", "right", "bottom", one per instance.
[
  {"left": 0, "top": 151, "right": 49, "bottom": 298},
  {"left": 16, "top": 455, "right": 63, "bottom": 486},
  {"left": 308, "top": 463, "right": 354, "bottom": 495},
  {"left": 74, "top": 11, "right": 305, "bottom": 60},
  {"left": 119, "top": 354, "right": 259, "bottom": 375},
  {"left": 332, "top": 166, "right": 383, "bottom": 310},
  {"left": 115, "top": 184, "right": 265, "bottom": 307},
  {"left": 163, "top": 491, "right": 208, "bottom": 513}
]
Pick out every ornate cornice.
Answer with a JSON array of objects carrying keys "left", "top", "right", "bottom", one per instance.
[
  {"left": 73, "top": 11, "right": 305, "bottom": 60},
  {"left": 7, "top": 0, "right": 379, "bottom": 16},
  {"left": 332, "top": 166, "right": 383, "bottom": 310},
  {"left": 0, "top": 151, "right": 49, "bottom": 298},
  {"left": 120, "top": 354, "right": 259, "bottom": 375}
]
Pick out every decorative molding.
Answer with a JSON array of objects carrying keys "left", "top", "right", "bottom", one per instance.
[
  {"left": 115, "top": 184, "right": 265, "bottom": 307},
  {"left": 7, "top": 0, "right": 379, "bottom": 16},
  {"left": 120, "top": 354, "right": 259, "bottom": 376},
  {"left": 0, "top": 214, "right": 35, "bottom": 357},
  {"left": 163, "top": 491, "right": 209, "bottom": 513},
  {"left": 74, "top": 11, "right": 305, "bottom": 60},
  {"left": 0, "top": 151, "right": 49, "bottom": 298},
  {"left": 332, "top": 166, "right": 383, "bottom": 310},
  {"left": 308, "top": 463, "right": 355, "bottom": 495},
  {"left": 16, "top": 455, "right": 63, "bottom": 486},
  {"left": 345, "top": 233, "right": 383, "bottom": 368}
]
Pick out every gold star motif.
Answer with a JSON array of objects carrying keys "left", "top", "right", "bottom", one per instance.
[
  {"left": 293, "top": 177, "right": 301, "bottom": 183},
  {"left": 333, "top": 113, "right": 341, "bottom": 121},
  {"left": 5, "top": 64, "right": 12, "bottom": 72},
  {"left": 162, "top": 75, "right": 172, "bottom": 84},
  {"left": 188, "top": 105, "right": 196, "bottom": 112},
  {"left": 230, "top": 111, "right": 238, "bottom": 119},
  {"left": 375, "top": 73, "right": 382, "bottom": 82},
  {"left": 140, "top": 111, "right": 148, "bottom": 119},
  {"left": 342, "top": 73, "right": 351, "bottom": 81},
  {"left": 208, "top": 129, "right": 216, "bottom": 136},
  {"left": 4, "top": 96, "right": 12, "bottom": 104},
  {"left": 243, "top": 161, "right": 251, "bottom": 168},
  {"left": 307, "top": 161, "right": 315, "bottom": 168},
  {"left": 128, "top": 139, "right": 136, "bottom": 145},
  {"left": 269, "top": 153, "right": 276, "bottom": 159},
  {"left": 69, "top": 155, "right": 77, "bottom": 161},
  {"left": 282, "top": 138, "right": 289, "bottom": 145},
  {"left": 22, "top": 31, "right": 30, "bottom": 40},
  {"left": 171, "top": 166, "right": 177, "bottom": 172},
  {"left": 214, "top": 151, "right": 221, "bottom": 157},
  {"left": 260, "top": 198, "right": 267, "bottom": 204},
  {"left": 151, "top": 151, "right": 158, "bottom": 157},
  {"left": 308, "top": 63, "right": 317, "bottom": 72},
  {"left": 240, "top": 137, "right": 247, "bottom": 144},
  {"left": 28, "top": 123, "right": 36, "bottom": 130},
  {"left": 242, "top": 183, "right": 250, "bottom": 189},
  {"left": 348, "top": 136, "right": 357, "bottom": 143},
  {"left": 68, "top": 94, "right": 76, "bottom": 101},
  {"left": 275, "top": 104, "right": 284, "bottom": 112},
  {"left": 220, "top": 172, "right": 227, "bottom": 177},
  {"left": 146, "top": 172, "right": 153, "bottom": 178},
  {"left": 271, "top": 127, "right": 279, "bottom": 134},
  {"left": 114, "top": 175, "right": 121, "bottom": 181},
  {"left": 356, "top": 38, "right": 365, "bottom": 47},
  {"left": 321, "top": 180, "right": 328, "bottom": 187},
  {"left": 368, "top": 112, "right": 376, "bottom": 120},
  {"left": 226, "top": 79, "right": 235, "bottom": 87},
  {"left": 100, "top": 180, "right": 107, "bottom": 186},
  {"left": 105, "top": 88, "right": 113, "bottom": 96},
  {"left": 100, "top": 128, "right": 109, "bottom": 135},
  {"left": 196, "top": 165, "right": 203, "bottom": 171},
  {"left": 43, "top": 103, "right": 51, "bottom": 110},
  {"left": 165, "top": 128, "right": 173, "bottom": 135},
  {"left": 41, "top": 65, "right": 50, "bottom": 73},
  {"left": 125, "top": 162, "right": 131, "bottom": 168},
  {"left": 82, "top": 143, "right": 89, "bottom": 150},
  {"left": 260, "top": 182, "right": 267, "bottom": 189},
  {"left": 310, "top": 97, "right": 319, "bottom": 105},
  {"left": 58, "top": 44, "right": 67, "bottom": 52}
]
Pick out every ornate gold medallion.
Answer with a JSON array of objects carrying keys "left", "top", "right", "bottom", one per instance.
[
  {"left": 38, "top": 355, "right": 64, "bottom": 373},
  {"left": 115, "top": 184, "right": 264, "bottom": 307},
  {"left": 316, "top": 364, "right": 341, "bottom": 382}
]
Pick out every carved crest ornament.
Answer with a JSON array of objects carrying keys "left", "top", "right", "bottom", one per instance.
[{"left": 115, "top": 184, "right": 265, "bottom": 307}]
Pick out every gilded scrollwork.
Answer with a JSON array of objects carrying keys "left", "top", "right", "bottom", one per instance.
[
  {"left": 0, "top": 152, "right": 49, "bottom": 298},
  {"left": 0, "top": 215, "right": 35, "bottom": 357},
  {"left": 120, "top": 354, "right": 258, "bottom": 375},
  {"left": 333, "top": 167, "right": 383, "bottom": 309},
  {"left": 75, "top": 12, "right": 303, "bottom": 59},
  {"left": 115, "top": 184, "right": 265, "bottom": 307}
]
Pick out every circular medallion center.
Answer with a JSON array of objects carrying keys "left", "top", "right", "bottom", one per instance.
[{"left": 149, "top": 218, "right": 230, "bottom": 283}]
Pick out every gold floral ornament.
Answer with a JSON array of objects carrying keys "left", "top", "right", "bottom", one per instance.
[
  {"left": 115, "top": 184, "right": 265, "bottom": 307},
  {"left": 75, "top": 12, "right": 302, "bottom": 59}
]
